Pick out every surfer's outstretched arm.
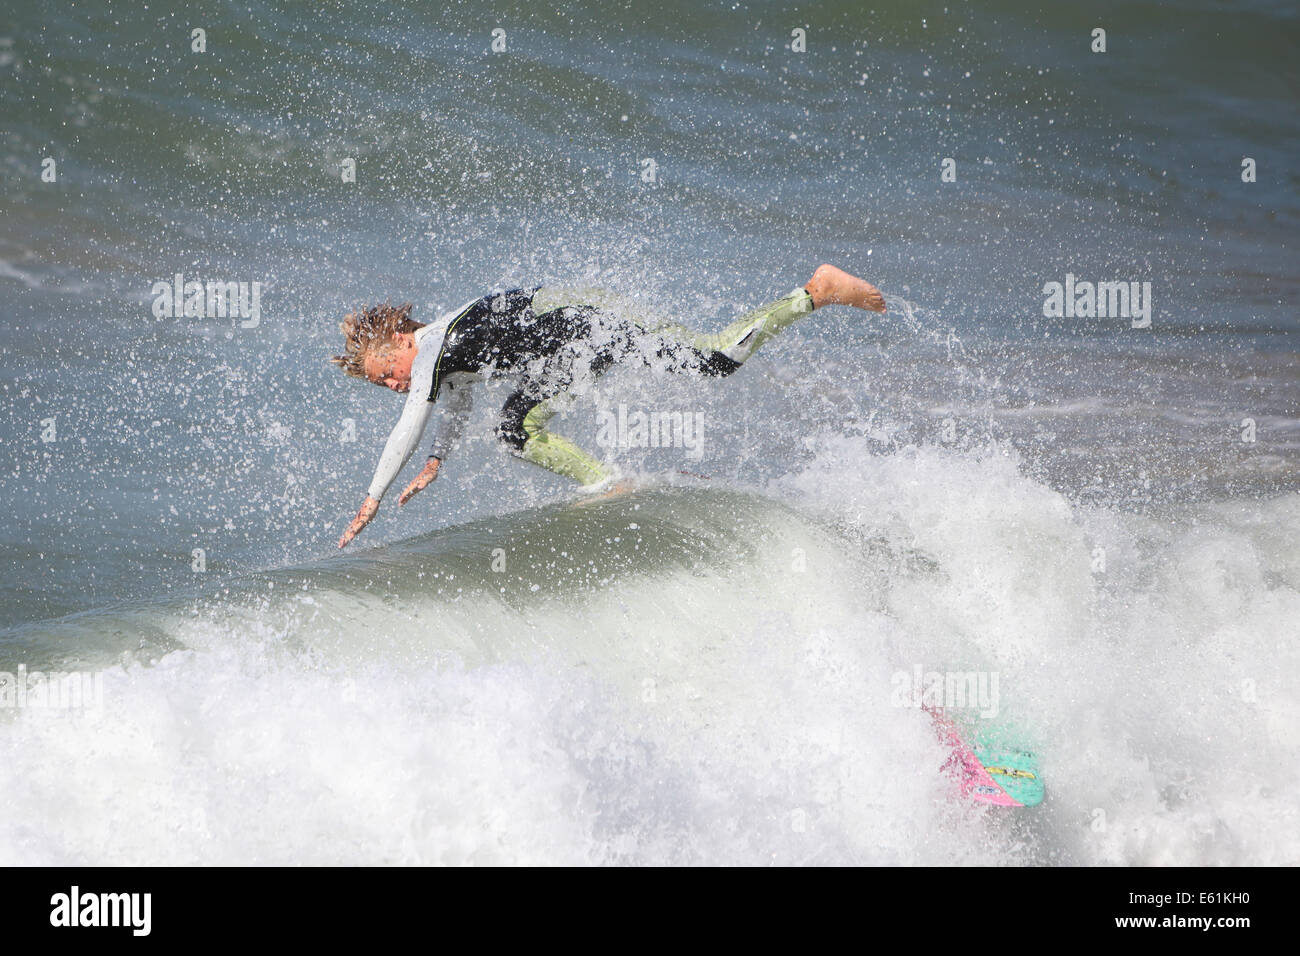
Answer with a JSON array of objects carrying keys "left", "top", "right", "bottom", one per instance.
[
  {"left": 338, "top": 385, "right": 432, "bottom": 548},
  {"left": 398, "top": 378, "right": 474, "bottom": 504},
  {"left": 337, "top": 333, "right": 448, "bottom": 548}
]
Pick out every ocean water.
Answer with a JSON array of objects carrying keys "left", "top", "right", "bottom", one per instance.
[{"left": 0, "top": 0, "right": 1296, "bottom": 864}]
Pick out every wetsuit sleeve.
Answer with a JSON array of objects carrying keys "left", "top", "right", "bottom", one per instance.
[
  {"left": 365, "top": 347, "right": 437, "bottom": 502},
  {"left": 427, "top": 376, "right": 473, "bottom": 461}
]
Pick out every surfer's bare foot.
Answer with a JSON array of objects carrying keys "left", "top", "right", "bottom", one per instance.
[{"left": 804, "top": 264, "right": 886, "bottom": 313}]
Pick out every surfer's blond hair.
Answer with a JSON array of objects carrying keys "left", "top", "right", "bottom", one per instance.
[{"left": 331, "top": 302, "right": 424, "bottom": 381}]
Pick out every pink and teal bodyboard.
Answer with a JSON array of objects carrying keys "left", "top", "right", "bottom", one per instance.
[{"left": 927, "top": 706, "right": 1045, "bottom": 807}]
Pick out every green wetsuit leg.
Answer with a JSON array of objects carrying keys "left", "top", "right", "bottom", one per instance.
[
  {"left": 518, "top": 391, "right": 614, "bottom": 488},
  {"left": 645, "top": 287, "right": 814, "bottom": 363}
]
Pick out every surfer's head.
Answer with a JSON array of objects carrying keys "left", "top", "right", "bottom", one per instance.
[{"left": 332, "top": 302, "right": 424, "bottom": 392}]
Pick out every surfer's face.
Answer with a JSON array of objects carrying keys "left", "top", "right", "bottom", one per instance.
[{"left": 363, "top": 335, "right": 416, "bottom": 392}]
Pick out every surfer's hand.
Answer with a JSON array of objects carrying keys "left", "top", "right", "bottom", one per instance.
[
  {"left": 338, "top": 495, "right": 380, "bottom": 549},
  {"left": 398, "top": 458, "right": 440, "bottom": 505}
]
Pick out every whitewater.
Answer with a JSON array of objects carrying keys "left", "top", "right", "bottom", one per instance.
[{"left": 3, "top": 435, "right": 1295, "bottom": 866}]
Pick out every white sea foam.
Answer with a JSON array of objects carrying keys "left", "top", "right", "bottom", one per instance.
[{"left": 0, "top": 438, "right": 1296, "bottom": 865}]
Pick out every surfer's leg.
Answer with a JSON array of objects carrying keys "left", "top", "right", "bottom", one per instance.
[
  {"left": 530, "top": 285, "right": 809, "bottom": 373},
  {"left": 646, "top": 288, "right": 815, "bottom": 371},
  {"left": 532, "top": 267, "right": 883, "bottom": 375},
  {"left": 645, "top": 266, "right": 885, "bottom": 372},
  {"left": 495, "top": 329, "right": 629, "bottom": 489},
  {"left": 498, "top": 385, "right": 615, "bottom": 489}
]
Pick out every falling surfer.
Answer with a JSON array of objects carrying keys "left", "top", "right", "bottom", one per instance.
[{"left": 333, "top": 265, "right": 886, "bottom": 548}]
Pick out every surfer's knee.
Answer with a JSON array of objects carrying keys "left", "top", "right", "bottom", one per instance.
[
  {"left": 699, "top": 351, "right": 743, "bottom": 377},
  {"left": 496, "top": 419, "right": 528, "bottom": 451},
  {"left": 497, "top": 394, "right": 533, "bottom": 450}
]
